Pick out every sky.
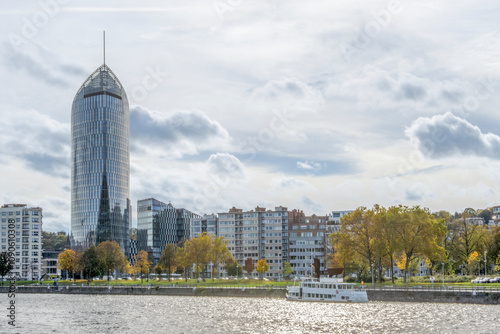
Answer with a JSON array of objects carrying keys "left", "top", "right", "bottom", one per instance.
[{"left": 1, "top": 0, "right": 500, "bottom": 232}]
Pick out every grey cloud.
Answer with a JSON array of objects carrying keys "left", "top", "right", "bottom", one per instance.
[
  {"left": 252, "top": 78, "right": 323, "bottom": 102},
  {"left": 24, "top": 153, "right": 69, "bottom": 178},
  {"left": 406, "top": 112, "right": 500, "bottom": 159},
  {"left": 3, "top": 41, "right": 85, "bottom": 86},
  {"left": 130, "top": 106, "right": 229, "bottom": 145},
  {"left": 399, "top": 83, "right": 426, "bottom": 101},
  {"left": 405, "top": 188, "right": 423, "bottom": 201},
  {"left": 301, "top": 195, "right": 324, "bottom": 214}
]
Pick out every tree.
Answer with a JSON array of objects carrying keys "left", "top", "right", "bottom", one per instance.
[
  {"left": 58, "top": 249, "right": 78, "bottom": 282},
  {"left": 313, "top": 258, "right": 321, "bottom": 279},
  {"left": 495, "top": 254, "right": 500, "bottom": 273},
  {"left": 154, "top": 263, "right": 163, "bottom": 280},
  {"left": 244, "top": 257, "right": 255, "bottom": 277},
  {"left": 282, "top": 262, "right": 293, "bottom": 280},
  {"left": 338, "top": 207, "right": 378, "bottom": 285},
  {"left": 225, "top": 260, "right": 243, "bottom": 277},
  {"left": 77, "top": 245, "right": 100, "bottom": 283},
  {"left": 135, "top": 250, "right": 151, "bottom": 283},
  {"left": 0, "top": 252, "right": 13, "bottom": 284},
  {"left": 175, "top": 241, "right": 191, "bottom": 282},
  {"left": 392, "top": 206, "right": 446, "bottom": 283},
  {"left": 467, "top": 251, "right": 480, "bottom": 275},
  {"left": 158, "top": 244, "right": 177, "bottom": 281},
  {"left": 96, "top": 241, "right": 128, "bottom": 283},
  {"left": 447, "top": 212, "right": 487, "bottom": 269},
  {"left": 256, "top": 259, "right": 268, "bottom": 279},
  {"left": 42, "top": 231, "right": 67, "bottom": 251},
  {"left": 209, "top": 236, "right": 232, "bottom": 280},
  {"left": 185, "top": 233, "right": 212, "bottom": 280}
]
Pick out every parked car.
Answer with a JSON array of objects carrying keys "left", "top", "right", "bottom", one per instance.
[
  {"left": 479, "top": 277, "right": 493, "bottom": 283},
  {"left": 471, "top": 277, "right": 483, "bottom": 283},
  {"left": 489, "top": 277, "right": 500, "bottom": 283}
]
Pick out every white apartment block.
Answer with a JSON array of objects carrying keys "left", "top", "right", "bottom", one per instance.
[
  {"left": 218, "top": 206, "right": 289, "bottom": 278},
  {"left": 1, "top": 204, "right": 42, "bottom": 280}
]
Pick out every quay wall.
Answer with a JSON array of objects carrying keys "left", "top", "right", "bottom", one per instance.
[{"left": 1, "top": 286, "right": 499, "bottom": 304}]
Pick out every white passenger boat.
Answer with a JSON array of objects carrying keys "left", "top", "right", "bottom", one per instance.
[{"left": 286, "top": 277, "right": 368, "bottom": 303}]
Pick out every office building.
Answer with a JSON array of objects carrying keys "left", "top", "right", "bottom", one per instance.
[
  {"left": 71, "top": 63, "right": 131, "bottom": 256},
  {"left": 191, "top": 214, "right": 218, "bottom": 238},
  {"left": 137, "top": 198, "right": 200, "bottom": 265}
]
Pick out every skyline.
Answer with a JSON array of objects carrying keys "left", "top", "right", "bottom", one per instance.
[{"left": 1, "top": 1, "right": 500, "bottom": 232}]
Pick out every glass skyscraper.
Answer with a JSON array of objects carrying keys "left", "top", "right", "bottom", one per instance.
[{"left": 71, "top": 64, "right": 130, "bottom": 256}]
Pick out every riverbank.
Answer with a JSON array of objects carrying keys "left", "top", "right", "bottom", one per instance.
[{"left": 2, "top": 285, "right": 499, "bottom": 304}]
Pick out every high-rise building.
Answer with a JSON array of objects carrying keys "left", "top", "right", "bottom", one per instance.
[
  {"left": 288, "top": 210, "right": 328, "bottom": 277},
  {"left": 71, "top": 64, "right": 131, "bottom": 256},
  {"left": 137, "top": 198, "right": 200, "bottom": 265},
  {"left": 0, "top": 204, "right": 42, "bottom": 280},
  {"left": 218, "top": 206, "right": 289, "bottom": 278}
]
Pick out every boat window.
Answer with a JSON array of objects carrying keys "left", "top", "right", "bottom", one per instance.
[{"left": 341, "top": 296, "right": 345, "bottom": 300}]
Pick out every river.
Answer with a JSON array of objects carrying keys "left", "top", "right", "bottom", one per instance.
[{"left": 5, "top": 294, "right": 500, "bottom": 333}]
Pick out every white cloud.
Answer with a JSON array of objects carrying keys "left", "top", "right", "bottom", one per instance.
[{"left": 406, "top": 112, "right": 500, "bottom": 159}]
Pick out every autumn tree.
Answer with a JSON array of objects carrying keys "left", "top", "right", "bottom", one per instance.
[
  {"left": 467, "top": 251, "right": 480, "bottom": 275},
  {"left": 185, "top": 233, "right": 212, "bottom": 280},
  {"left": 209, "top": 236, "right": 232, "bottom": 280},
  {"left": 256, "top": 259, "right": 268, "bottom": 279},
  {"left": 392, "top": 206, "right": 446, "bottom": 283},
  {"left": 377, "top": 206, "right": 400, "bottom": 283},
  {"left": 158, "top": 244, "right": 177, "bottom": 281},
  {"left": 175, "top": 241, "right": 191, "bottom": 282},
  {"left": 0, "top": 252, "right": 13, "bottom": 284},
  {"left": 135, "top": 250, "right": 151, "bottom": 283},
  {"left": 78, "top": 245, "right": 100, "bottom": 283},
  {"left": 244, "top": 257, "right": 255, "bottom": 277},
  {"left": 58, "top": 249, "right": 78, "bottom": 281},
  {"left": 447, "top": 210, "right": 487, "bottom": 269},
  {"left": 97, "top": 241, "right": 128, "bottom": 282}
]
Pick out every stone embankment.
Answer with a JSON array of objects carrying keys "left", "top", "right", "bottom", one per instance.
[{"left": 2, "top": 285, "right": 499, "bottom": 304}]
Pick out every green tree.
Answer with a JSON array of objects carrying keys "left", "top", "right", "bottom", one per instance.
[
  {"left": 97, "top": 241, "right": 127, "bottom": 283},
  {"left": 495, "top": 254, "right": 500, "bottom": 273},
  {"left": 58, "top": 249, "right": 78, "bottom": 282},
  {"left": 42, "top": 231, "right": 67, "bottom": 251},
  {"left": 244, "top": 257, "right": 255, "bottom": 277},
  {"left": 282, "top": 262, "right": 293, "bottom": 280},
  {"left": 77, "top": 245, "right": 100, "bottom": 283},
  {"left": 158, "top": 244, "right": 177, "bottom": 281},
  {"left": 135, "top": 250, "right": 151, "bottom": 283},
  {"left": 256, "top": 259, "right": 268, "bottom": 279},
  {"left": 154, "top": 263, "right": 163, "bottom": 280},
  {"left": 225, "top": 259, "right": 243, "bottom": 277},
  {"left": 0, "top": 252, "right": 13, "bottom": 284}
]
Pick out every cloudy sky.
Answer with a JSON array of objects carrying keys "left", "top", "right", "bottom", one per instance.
[{"left": 1, "top": 0, "right": 500, "bottom": 232}]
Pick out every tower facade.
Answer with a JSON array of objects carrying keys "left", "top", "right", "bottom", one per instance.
[{"left": 71, "top": 64, "right": 130, "bottom": 256}]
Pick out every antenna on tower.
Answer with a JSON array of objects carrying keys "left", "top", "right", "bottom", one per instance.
[{"left": 103, "top": 30, "right": 106, "bottom": 66}]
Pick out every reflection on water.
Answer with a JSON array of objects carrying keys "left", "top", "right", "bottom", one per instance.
[{"left": 14, "top": 294, "right": 500, "bottom": 333}]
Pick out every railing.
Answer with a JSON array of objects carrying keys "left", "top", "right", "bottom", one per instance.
[{"left": 364, "top": 285, "right": 500, "bottom": 293}]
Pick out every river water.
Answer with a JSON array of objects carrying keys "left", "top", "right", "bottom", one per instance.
[{"left": 5, "top": 294, "right": 500, "bottom": 333}]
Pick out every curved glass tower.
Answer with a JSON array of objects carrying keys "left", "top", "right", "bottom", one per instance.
[{"left": 71, "top": 64, "right": 130, "bottom": 255}]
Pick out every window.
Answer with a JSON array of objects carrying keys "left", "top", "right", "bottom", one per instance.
[
  {"left": 32, "top": 224, "right": 39, "bottom": 230},
  {"left": 32, "top": 244, "right": 39, "bottom": 249}
]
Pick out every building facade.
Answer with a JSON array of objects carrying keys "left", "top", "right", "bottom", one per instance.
[
  {"left": 71, "top": 64, "right": 131, "bottom": 256},
  {"left": 0, "top": 204, "right": 42, "bottom": 280},
  {"left": 191, "top": 214, "right": 218, "bottom": 238},
  {"left": 217, "top": 206, "right": 289, "bottom": 278},
  {"left": 288, "top": 210, "right": 328, "bottom": 277},
  {"left": 137, "top": 198, "right": 200, "bottom": 265}
]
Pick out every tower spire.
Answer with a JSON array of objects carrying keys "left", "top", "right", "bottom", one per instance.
[{"left": 103, "top": 31, "right": 106, "bottom": 66}]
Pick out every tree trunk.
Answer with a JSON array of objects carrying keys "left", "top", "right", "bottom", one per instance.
[{"left": 390, "top": 255, "right": 394, "bottom": 284}]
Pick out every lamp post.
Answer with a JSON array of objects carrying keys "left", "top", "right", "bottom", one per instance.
[{"left": 442, "top": 262, "right": 444, "bottom": 287}]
